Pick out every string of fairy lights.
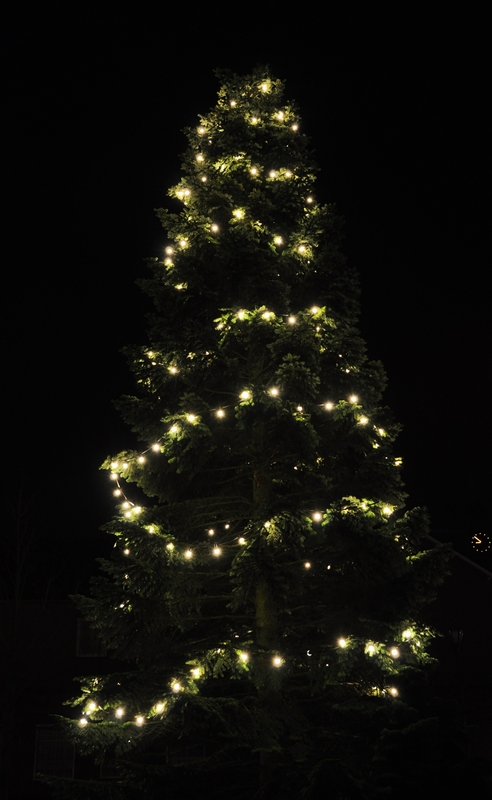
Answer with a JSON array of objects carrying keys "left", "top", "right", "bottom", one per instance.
[
  {"left": 77, "top": 622, "right": 434, "bottom": 727},
  {"left": 78, "top": 79, "right": 425, "bottom": 732}
]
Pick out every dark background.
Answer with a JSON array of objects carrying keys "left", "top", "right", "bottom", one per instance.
[{"left": 3, "top": 3, "right": 490, "bottom": 590}]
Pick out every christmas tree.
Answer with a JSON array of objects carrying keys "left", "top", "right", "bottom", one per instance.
[{"left": 55, "top": 69, "right": 450, "bottom": 798}]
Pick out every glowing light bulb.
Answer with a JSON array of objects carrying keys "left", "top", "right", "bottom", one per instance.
[
  {"left": 274, "top": 236, "right": 283, "bottom": 245},
  {"left": 122, "top": 501, "right": 130, "bottom": 509},
  {"left": 251, "top": 116, "right": 258, "bottom": 124},
  {"left": 184, "top": 550, "right": 193, "bottom": 559},
  {"left": 155, "top": 703, "right": 164, "bottom": 713},
  {"left": 211, "top": 223, "right": 219, "bottom": 232},
  {"left": 216, "top": 409, "right": 225, "bottom": 418},
  {"left": 138, "top": 456, "right": 145, "bottom": 464},
  {"left": 261, "top": 82, "right": 268, "bottom": 92},
  {"left": 382, "top": 506, "right": 393, "bottom": 516},
  {"left": 349, "top": 395, "right": 358, "bottom": 404},
  {"left": 113, "top": 489, "right": 121, "bottom": 496},
  {"left": 79, "top": 717, "right": 88, "bottom": 726},
  {"left": 135, "top": 716, "right": 144, "bottom": 726},
  {"left": 179, "top": 239, "right": 187, "bottom": 248},
  {"left": 134, "top": 506, "right": 142, "bottom": 514},
  {"left": 359, "top": 416, "right": 369, "bottom": 425},
  {"left": 115, "top": 708, "right": 124, "bottom": 718},
  {"left": 239, "top": 652, "right": 249, "bottom": 662},
  {"left": 269, "top": 388, "right": 279, "bottom": 396},
  {"left": 172, "top": 682, "right": 181, "bottom": 693},
  {"left": 240, "top": 390, "right": 251, "bottom": 400},
  {"left": 304, "top": 562, "right": 311, "bottom": 569},
  {"left": 201, "top": 176, "right": 207, "bottom": 182},
  {"left": 292, "top": 123, "right": 298, "bottom": 131},
  {"left": 187, "top": 414, "right": 196, "bottom": 423},
  {"left": 285, "top": 170, "right": 292, "bottom": 178},
  {"left": 264, "top": 521, "right": 271, "bottom": 528},
  {"left": 213, "top": 547, "right": 222, "bottom": 556},
  {"left": 123, "top": 548, "right": 130, "bottom": 555},
  {"left": 313, "top": 512, "right": 322, "bottom": 522},
  {"left": 324, "top": 402, "right": 334, "bottom": 410},
  {"left": 152, "top": 443, "right": 160, "bottom": 452},
  {"left": 338, "top": 638, "right": 347, "bottom": 648},
  {"left": 402, "top": 629, "right": 412, "bottom": 640},
  {"left": 230, "top": 99, "right": 236, "bottom": 107},
  {"left": 198, "top": 126, "right": 205, "bottom": 134},
  {"left": 196, "top": 154, "right": 204, "bottom": 162},
  {"left": 208, "top": 529, "right": 215, "bottom": 536},
  {"left": 269, "top": 170, "right": 277, "bottom": 178},
  {"left": 233, "top": 209, "right": 243, "bottom": 219},
  {"left": 390, "top": 648, "right": 400, "bottom": 658},
  {"left": 250, "top": 166, "right": 258, "bottom": 175},
  {"left": 166, "top": 543, "right": 174, "bottom": 551},
  {"left": 288, "top": 315, "right": 296, "bottom": 324},
  {"left": 169, "top": 366, "right": 178, "bottom": 374},
  {"left": 110, "top": 472, "right": 118, "bottom": 480},
  {"left": 88, "top": 701, "right": 96, "bottom": 711},
  {"left": 170, "top": 425, "right": 178, "bottom": 434},
  {"left": 389, "top": 687, "right": 398, "bottom": 697},
  {"left": 378, "top": 428, "right": 385, "bottom": 436},
  {"left": 306, "top": 196, "right": 313, "bottom": 203},
  {"left": 238, "top": 537, "right": 246, "bottom": 545},
  {"left": 297, "top": 405, "right": 303, "bottom": 412},
  {"left": 276, "top": 111, "right": 284, "bottom": 119},
  {"left": 164, "top": 257, "right": 173, "bottom": 266},
  {"left": 148, "top": 525, "right": 155, "bottom": 533},
  {"left": 272, "top": 656, "right": 282, "bottom": 667},
  {"left": 310, "top": 306, "right": 319, "bottom": 314},
  {"left": 111, "top": 461, "right": 118, "bottom": 469},
  {"left": 262, "top": 310, "right": 272, "bottom": 319},
  {"left": 191, "top": 668, "right": 200, "bottom": 678},
  {"left": 165, "top": 247, "right": 173, "bottom": 255},
  {"left": 237, "top": 310, "right": 245, "bottom": 319},
  {"left": 366, "top": 644, "right": 375, "bottom": 655}
]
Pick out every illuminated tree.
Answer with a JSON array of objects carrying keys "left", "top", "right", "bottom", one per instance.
[{"left": 54, "top": 69, "right": 450, "bottom": 799}]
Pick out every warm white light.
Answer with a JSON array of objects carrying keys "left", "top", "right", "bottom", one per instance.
[
  {"left": 382, "top": 506, "right": 393, "bottom": 516},
  {"left": 262, "top": 311, "right": 272, "bottom": 319},
  {"left": 251, "top": 116, "right": 258, "bottom": 124},
  {"left": 324, "top": 402, "right": 334, "bottom": 410},
  {"left": 187, "top": 414, "right": 196, "bottom": 423},
  {"left": 113, "top": 489, "right": 122, "bottom": 496},
  {"left": 122, "top": 462, "right": 128, "bottom": 469},
  {"left": 115, "top": 708, "right": 124, "bottom": 718},
  {"left": 366, "top": 644, "right": 375, "bottom": 655},
  {"left": 359, "top": 416, "right": 369, "bottom": 425},
  {"left": 155, "top": 703, "right": 164, "bottom": 713},
  {"left": 184, "top": 550, "right": 193, "bottom": 559},
  {"left": 208, "top": 529, "right": 215, "bottom": 536},
  {"left": 402, "top": 629, "right": 413, "bottom": 640},
  {"left": 170, "top": 425, "right": 179, "bottom": 434},
  {"left": 349, "top": 395, "right": 358, "bottom": 404},
  {"left": 238, "top": 537, "right": 246, "bottom": 545},
  {"left": 378, "top": 428, "right": 385, "bottom": 436},
  {"left": 285, "top": 170, "right": 292, "bottom": 178},
  {"left": 216, "top": 409, "right": 225, "bottom": 418},
  {"left": 292, "top": 123, "right": 298, "bottom": 131},
  {"left": 164, "top": 257, "right": 173, "bottom": 266},
  {"left": 122, "top": 501, "right": 130, "bottom": 509},
  {"left": 298, "top": 245, "right": 306, "bottom": 253},
  {"left": 269, "top": 388, "right": 279, "bottom": 396},
  {"left": 250, "top": 166, "right": 258, "bottom": 175},
  {"left": 169, "top": 366, "right": 178, "bottom": 374},
  {"left": 264, "top": 521, "right": 271, "bottom": 528},
  {"left": 297, "top": 406, "right": 303, "bottom": 412},
  {"left": 304, "top": 562, "right": 311, "bottom": 569},
  {"left": 135, "top": 716, "right": 144, "bottom": 726},
  {"left": 237, "top": 310, "right": 245, "bottom": 319},
  {"left": 79, "top": 718, "right": 88, "bottom": 726},
  {"left": 288, "top": 315, "right": 296, "bottom": 324},
  {"left": 196, "top": 154, "right": 204, "bottom": 162},
  {"left": 272, "top": 656, "right": 282, "bottom": 667},
  {"left": 88, "top": 701, "right": 96, "bottom": 711},
  {"left": 261, "top": 82, "right": 268, "bottom": 92},
  {"left": 313, "top": 512, "right": 322, "bottom": 522},
  {"left": 269, "top": 170, "right": 277, "bottom": 178},
  {"left": 389, "top": 687, "right": 398, "bottom": 697},
  {"left": 165, "top": 247, "right": 173, "bottom": 255},
  {"left": 240, "top": 390, "right": 251, "bottom": 400},
  {"left": 239, "top": 651, "right": 249, "bottom": 662},
  {"left": 211, "top": 223, "right": 219, "bottom": 232},
  {"left": 201, "top": 176, "right": 207, "bottom": 182},
  {"left": 172, "top": 682, "right": 181, "bottom": 693},
  {"left": 276, "top": 110, "right": 284, "bottom": 119},
  {"left": 310, "top": 306, "right": 319, "bottom": 314},
  {"left": 233, "top": 209, "right": 243, "bottom": 219},
  {"left": 123, "top": 549, "right": 130, "bottom": 555},
  {"left": 148, "top": 525, "right": 155, "bottom": 533},
  {"left": 191, "top": 668, "right": 200, "bottom": 678},
  {"left": 213, "top": 547, "right": 222, "bottom": 556},
  {"left": 198, "top": 126, "right": 205, "bottom": 134},
  {"left": 138, "top": 456, "right": 145, "bottom": 464},
  {"left": 111, "top": 461, "right": 119, "bottom": 469},
  {"left": 166, "top": 543, "right": 174, "bottom": 550},
  {"left": 274, "top": 236, "right": 283, "bottom": 245},
  {"left": 230, "top": 99, "right": 236, "bottom": 107},
  {"left": 179, "top": 239, "right": 187, "bottom": 248},
  {"left": 110, "top": 472, "right": 118, "bottom": 480},
  {"left": 390, "top": 648, "right": 400, "bottom": 658},
  {"left": 338, "top": 638, "right": 347, "bottom": 648},
  {"left": 152, "top": 443, "right": 160, "bottom": 452},
  {"left": 306, "top": 196, "right": 313, "bottom": 203},
  {"left": 124, "top": 511, "right": 131, "bottom": 518}
]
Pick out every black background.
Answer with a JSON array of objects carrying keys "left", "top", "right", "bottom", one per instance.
[{"left": 3, "top": 3, "right": 490, "bottom": 589}]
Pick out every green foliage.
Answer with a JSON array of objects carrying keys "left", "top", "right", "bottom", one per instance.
[{"left": 51, "top": 68, "right": 452, "bottom": 799}]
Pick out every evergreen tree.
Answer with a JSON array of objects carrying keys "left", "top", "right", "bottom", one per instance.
[{"left": 54, "top": 69, "right": 450, "bottom": 799}]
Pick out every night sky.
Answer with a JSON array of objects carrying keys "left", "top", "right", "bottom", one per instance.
[{"left": 4, "top": 5, "right": 489, "bottom": 590}]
